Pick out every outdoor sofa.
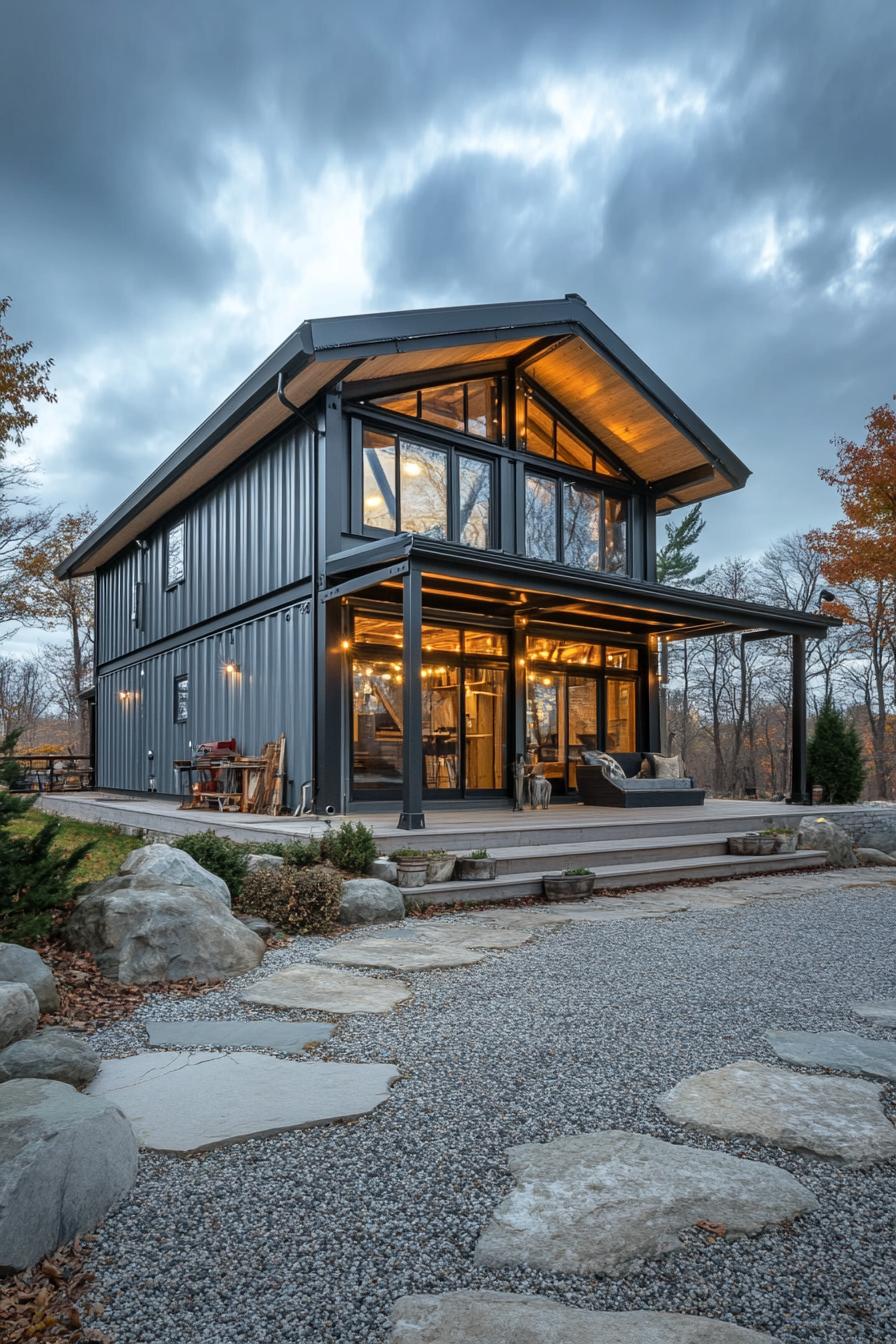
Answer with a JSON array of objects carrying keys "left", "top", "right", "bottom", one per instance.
[{"left": 576, "top": 751, "right": 705, "bottom": 808}]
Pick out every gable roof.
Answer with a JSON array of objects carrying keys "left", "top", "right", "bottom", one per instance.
[{"left": 57, "top": 295, "right": 750, "bottom": 578}]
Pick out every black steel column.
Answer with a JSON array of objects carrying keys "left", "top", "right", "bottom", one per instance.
[
  {"left": 399, "top": 564, "right": 425, "bottom": 829},
  {"left": 315, "top": 597, "right": 346, "bottom": 815},
  {"left": 790, "top": 633, "right": 808, "bottom": 804}
]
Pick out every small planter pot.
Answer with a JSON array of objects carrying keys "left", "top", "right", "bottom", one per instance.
[
  {"left": 456, "top": 856, "right": 497, "bottom": 881},
  {"left": 395, "top": 858, "right": 429, "bottom": 888},
  {"left": 728, "top": 833, "right": 761, "bottom": 856},
  {"left": 543, "top": 872, "right": 595, "bottom": 901},
  {"left": 426, "top": 854, "right": 456, "bottom": 883},
  {"left": 756, "top": 835, "right": 777, "bottom": 855},
  {"left": 773, "top": 831, "right": 798, "bottom": 854}
]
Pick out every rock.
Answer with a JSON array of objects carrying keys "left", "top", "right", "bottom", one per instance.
[
  {"left": 474, "top": 1130, "right": 815, "bottom": 1276},
  {"left": 0, "top": 1078, "right": 138, "bottom": 1271},
  {"left": 852, "top": 999, "right": 896, "bottom": 1027},
  {"left": 0, "top": 982, "right": 40, "bottom": 1049},
  {"left": 144, "top": 1019, "right": 335, "bottom": 1051},
  {"left": 339, "top": 878, "right": 406, "bottom": 925},
  {"left": 0, "top": 943, "right": 59, "bottom": 1012},
  {"left": 316, "top": 938, "right": 484, "bottom": 972},
  {"left": 120, "top": 843, "right": 231, "bottom": 905},
  {"left": 368, "top": 857, "right": 398, "bottom": 883},
  {"left": 797, "top": 817, "right": 856, "bottom": 867},
  {"left": 241, "top": 964, "right": 411, "bottom": 1014},
  {"left": 66, "top": 876, "right": 265, "bottom": 984},
  {"left": 237, "top": 914, "right": 277, "bottom": 939},
  {"left": 0, "top": 1028, "right": 100, "bottom": 1086},
  {"left": 659, "top": 1059, "right": 896, "bottom": 1167},
  {"left": 390, "top": 1292, "right": 776, "bottom": 1342},
  {"left": 765, "top": 1028, "right": 896, "bottom": 1082},
  {"left": 87, "top": 1051, "right": 398, "bottom": 1153},
  {"left": 246, "top": 852, "right": 284, "bottom": 873},
  {"left": 855, "top": 846, "right": 896, "bottom": 866}
]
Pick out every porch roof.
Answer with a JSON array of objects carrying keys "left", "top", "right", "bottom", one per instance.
[
  {"left": 58, "top": 296, "right": 750, "bottom": 579},
  {"left": 324, "top": 534, "right": 838, "bottom": 641}
]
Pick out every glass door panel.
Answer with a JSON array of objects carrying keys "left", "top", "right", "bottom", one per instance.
[
  {"left": 567, "top": 676, "right": 598, "bottom": 791},
  {"left": 422, "top": 667, "right": 459, "bottom": 791},
  {"left": 353, "top": 659, "right": 402, "bottom": 793},
  {"left": 464, "top": 665, "right": 506, "bottom": 791},
  {"left": 525, "top": 673, "right": 567, "bottom": 790},
  {"left": 606, "top": 676, "right": 636, "bottom": 752}
]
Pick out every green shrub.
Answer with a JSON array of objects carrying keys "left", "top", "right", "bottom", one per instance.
[
  {"left": 390, "top": 846, "right": 426, "bottom": 860},
  {"left": 563, "top": 867, "right": 592, "bottom": 876},
  {"left": 469, "top": 848, "right": 490, "bottom": 859},
  {"left": 321, "top": 821, "right": 377, "bottom": 874},
  {"left": 808, "top": 697, "right": 865, "bottom": 805},
  {"left": 281, "top": 837, "right": 323, "bottom": 868},
  {"left": 173, "top": 831, "right": 248, "bottom": 899},
  {"left": 240, "top": 863, "right": 342, "bottom": 935},
  {"left": 0, "top": 730, "right": 93, "bottom": 943}
]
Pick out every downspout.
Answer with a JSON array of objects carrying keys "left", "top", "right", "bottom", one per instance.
[{"left": 277, "top": 372, "right": 322, "bottom": 812}]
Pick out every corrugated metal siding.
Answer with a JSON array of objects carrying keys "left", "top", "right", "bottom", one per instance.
[
  {"left": 96, "top": 601, "right": 313, "bottom": 809},
  {"left": 97, "top": 425, "right": 313, "bottom": 665}
]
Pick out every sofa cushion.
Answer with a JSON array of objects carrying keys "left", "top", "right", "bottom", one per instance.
[
  {"left": 650, "top": 753, "right": 684, "bottom": 780},
  {"left": 580, "top": 750, "right": 625, "bottom": 779}
]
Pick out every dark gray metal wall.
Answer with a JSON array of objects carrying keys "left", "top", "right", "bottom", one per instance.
[
  {"left": 97, "top": 425, "right": 313, "bottom": 665},
  {"left": 96, "top": 600, "right": 313, "bottom": 807}
]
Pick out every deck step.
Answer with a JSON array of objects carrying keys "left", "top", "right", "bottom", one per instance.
[
  {"left": 481, "top": 832, "right": 740, "bottom": 874},
  {"left": 402, "top": 849, "right": 829, "bottom": 906}
]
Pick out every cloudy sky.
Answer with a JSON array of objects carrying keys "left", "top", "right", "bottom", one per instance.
[{"left": 3, "top": 0, "right": 895, "bottom": 590}]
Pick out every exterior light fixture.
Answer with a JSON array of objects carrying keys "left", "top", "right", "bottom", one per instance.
[
  {"left": 340, "top": 638, "right": 351, "bottom": 651},
  {"left": 224, "top": 661, "right": 240, "bottom": 676}
]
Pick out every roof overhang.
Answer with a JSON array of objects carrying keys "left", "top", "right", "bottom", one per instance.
[{"left": 58, "top": 295, "right": 751, "bottom": 579}]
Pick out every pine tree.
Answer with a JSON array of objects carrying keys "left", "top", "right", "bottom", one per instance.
[
  {"left": 807, "top": 698, "right": 865, "bottom": 805},
  {"left": 0, "top": 730, "right": 93, "bottom": 943},
  {"left": 656, "top": 504, "right": 707, "bottom": 585}
]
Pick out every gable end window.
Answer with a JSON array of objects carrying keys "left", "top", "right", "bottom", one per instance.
[
  {"left": 173, "top": 673, "right": 189, "bottom": 723},
  {"left": 370, "top": 377, "right": 502, "bottom": 443},
  {"left": 166, "top": 521, "right": 185, "bottom": 588},
  {"left": 518, "top": 382, "right": 624, "bottom": 480},
  {"left": 360, "top": 425, "right": 492, "bottom": 549}
]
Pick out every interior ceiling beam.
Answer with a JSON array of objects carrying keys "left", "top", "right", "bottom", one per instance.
[{"left": 512, "top": 333, "right": 576, "bottom": 372}]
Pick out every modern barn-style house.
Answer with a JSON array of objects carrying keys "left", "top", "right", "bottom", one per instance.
[{"left": 58, "top": 296, "right": 834, "bottom": 827}]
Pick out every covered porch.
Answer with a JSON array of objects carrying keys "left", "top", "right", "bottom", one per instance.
[{"left": 315, "top": 535, "right": 833, "bottom": 829}]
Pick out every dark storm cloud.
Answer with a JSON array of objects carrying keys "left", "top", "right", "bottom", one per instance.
[{"left": 1, "top": 0, "right": 894, "bottom": 562}]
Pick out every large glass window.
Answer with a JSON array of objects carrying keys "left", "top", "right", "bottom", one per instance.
[
  {"left": 606, "top": 677, "right": 636, "bottom": 752},
  {"left": 422, "top": 667, "right": 459, "bottom": 789},
  {"left": 371, "top": 377, "right": 502, "bottom": 443},
  {"left": 519, "top": 382, "right": 623, "bottom": 478},
  {"left": 352, "top": 659, "right": 403, "bottom": 792},
  {"left": 362, "top": 429, "right": 396, "bottom": 531},
  {"left": 563, "top": 482, "right": 601, "bottom": 571},
  {"left": 526, "top": 636, "right": 602, "bottom": 666},
  {"left": 524, "top": 474, "right": 556, "bottom": 562},
  {"left": 458, "top": 455, "right": 491, "bottom": 549},
  {"left": 465, "top": 665, "right": 506, "bottom": 790},
  {"left": 400, "top": 440, "right": 448, "bottom": 539}
]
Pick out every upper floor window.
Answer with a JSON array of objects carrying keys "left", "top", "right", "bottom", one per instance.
[
  {"left": 370, "top": 377, "right": 502, "bottom": 443},
  {"left": 361, "top": 426, "right": 492, "bottom": 549},
  {"left": 524, "top": 472, "right": 628, "bottom": 574},
  {"left": 173, "top": 673, "right": 189, "bottom": 723},
  {"left": 166, "top": 521, "right": 185, "bottom": 587},
  {"left": 518, "top": 382, "right": 623, "bottom": 479}
]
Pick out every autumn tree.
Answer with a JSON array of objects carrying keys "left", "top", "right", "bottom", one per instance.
[{"left": 9, "top": 509, "right": 97, "bottom": 748}]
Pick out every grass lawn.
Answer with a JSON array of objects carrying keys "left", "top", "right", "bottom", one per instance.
[{"left": 10, "top": 807, "right": 142, "bottom": 886}]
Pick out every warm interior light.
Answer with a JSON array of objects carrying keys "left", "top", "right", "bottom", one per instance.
[
  {"left": 340, "top": 639, "right": 351, "bottom": 651},
  {"left": 402, "top": 461, "right": 422, "bottom": 477},
  {"left": 365, "top": 494, "right": 384, "bottom": 509}
]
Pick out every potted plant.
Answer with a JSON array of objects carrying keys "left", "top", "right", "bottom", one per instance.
[
  {"left": 766, "top": 826, "right": 797, "bottom": 854},
  {"left": 391, "top": 847, "right": 429, "bottom": 888},
  {"left": 728, "top": 832, "right": 761, "bottom": 856},
  {"left": 543, "top": 867, "right": 595, "bottom": 900},
  {"left": 756, "top": 831, "right": 777, "bottom": 855},
  {"left": 456, "top": 849, "right": 497, "bottom": 881},
  {"left": 426, "top": 849, "right": 456, "bottom": 882}
]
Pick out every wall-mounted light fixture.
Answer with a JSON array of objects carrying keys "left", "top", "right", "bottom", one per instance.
[
  {"left": 224, "top": 661, "right": 241, "bottom": 677},
  {"left": 340, "top": 638, "right": 351, "bottom": 651}
]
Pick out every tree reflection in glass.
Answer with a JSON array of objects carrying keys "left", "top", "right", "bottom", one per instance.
[
  {"left": 400, "top": 440, "right": 447, "bottom": 539},
  {"left": 525, "top": 475, "right": 556, "bottom": 561}
]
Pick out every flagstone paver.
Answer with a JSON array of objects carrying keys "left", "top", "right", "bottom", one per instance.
[
  {"left": 315, "top": 939, "right": 485, "bottom": 972},
  {"left": 764, "top": 1027, "right": 896, "bottom": 1082},
  {"left": 144, "top": 1019, "right": 336, "bottom": 1051},
  {"left": 851, "top": 999, "right": 896, "bottom": 1027},
  {"left": 659, "top": 1059, "right": 896, "bottom": 1166},
  {"left": 87, "top": 1051, "right": 398, "bottom": 1153},
  {"left": 474, "top": 1130, "right": 816, "bottom": 1276},
  {"left": 240, "top": 964, "right": 412, "bottom": 1014}
]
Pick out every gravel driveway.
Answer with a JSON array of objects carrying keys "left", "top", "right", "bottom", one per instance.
[{"left": 86, "top": 876, "right": 896, "bottom": 1343}]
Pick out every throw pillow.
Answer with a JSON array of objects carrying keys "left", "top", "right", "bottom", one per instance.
[
  {"left": 582, "top": 750, "right": 626, "bottom": 779},
  {"left": 651, "top": 753, "right": 683, "bottom": 780}
]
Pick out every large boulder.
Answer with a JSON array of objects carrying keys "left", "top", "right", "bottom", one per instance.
[
  {"left": 856, "top": 846, "right": 896, "bottom": 866},
  {"left": 368, "top": 856, "right": 399, "bottom": 884},
  {"left": 0, "top": 1078, "right": 138, "bottom": 1272},
  {"left": 0, "top": 943, "right": 59, "bottom": 1012},
  {"left": 797, "top": 817, "right": 856, "bottom": 867},
  {"left": 0, "top": 1028, "right": 100, "bottom": 1087},
  {"left": 120, "top": 843, "right": 231, "bottom": 906},
  {"left": 0, "top": 983, "right": 39, "bottom": 1049},
  {"left": 339, "top": 878, "right": 406, "bottom": 926},
  {"left": 66, "top": 875, "right": 265, "bottom": 984}
]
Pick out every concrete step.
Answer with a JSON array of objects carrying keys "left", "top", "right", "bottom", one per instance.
[
  {"left": 401, "top": 848, "right": 828, "bottom": 907},
  {"left": 483, "top": 832, "right": 737, "bottom": 875}
]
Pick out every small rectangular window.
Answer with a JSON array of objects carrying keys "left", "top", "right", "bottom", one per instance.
[
  {"left": 458, "top": 455, "right": 491, "bottom": 549},
  {"left": 166, "top": 521, "right": 185, "bottom": 587},
  {"left": 524, "top": 474, "right": 556, "bottom": 562},
  {"left": 419, "top": 382, "right": 465, "bottom": 433},
  {"left": 174, "top": 673, "right": 189, "bottom": 723},
  {"left": 362, "top": 428, "right": 397, "bottom": 531}
]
